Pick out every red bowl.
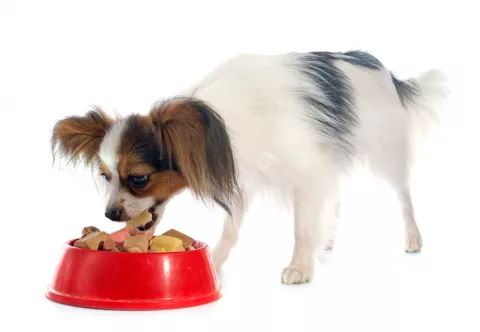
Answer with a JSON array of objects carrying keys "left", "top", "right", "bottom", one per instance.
[{"left": 45, "top": 239, "right": 221, "bottom": 310}]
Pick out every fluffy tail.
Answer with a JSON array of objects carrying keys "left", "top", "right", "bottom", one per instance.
[
  {"left": 397, "top": 69, "right": 450, "bottom": 167},
  {"left": 400, "top": 69, "right": 449, "bottom": 136}
]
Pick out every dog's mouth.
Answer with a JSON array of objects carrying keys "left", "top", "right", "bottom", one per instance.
[{"left": 136, "top": 206, "right": 158, "bottom": 232}]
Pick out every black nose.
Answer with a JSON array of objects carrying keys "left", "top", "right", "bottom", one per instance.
[{"left": 105, "top": 208, "right": 122, "bottom": 221}]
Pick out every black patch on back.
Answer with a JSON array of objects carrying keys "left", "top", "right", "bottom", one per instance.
[
  {"left": 296, "top": 52, "right": 357, "bottom": 153},
  {"left": 341, "top": 50, "right": 384, "bottom": 70},
  {"left": 391, "top": 73, "right": 419, "bottom": 107},
  {"left": 297, "top": 50, "right": 419, "bottom": 152},
  {"left": 311, "top": 50, "right": 384, "bottom": 71},
  {"left": 336, "top": 50, "right": 419, "bottom": 107},
  {"left": 122, "top": 115, "right": 179, "bottom": 172}
]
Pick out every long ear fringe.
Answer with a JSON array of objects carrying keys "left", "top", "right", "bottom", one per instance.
[
  {"left": 150, "top": 97, "right": 241, "bottom": 215},
  {"left": 51, "top": 106, "right": 114, "bottom": 171}
]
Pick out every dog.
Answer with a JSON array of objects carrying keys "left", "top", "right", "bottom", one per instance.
[{"left": 51, "top": 50, "right": 448, "bottom": 284}]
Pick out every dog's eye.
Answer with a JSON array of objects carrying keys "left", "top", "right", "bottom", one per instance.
[
  {"left": 100, "top": 173, "right": 110, "bottom": 182},
  {"left": 129, "top": 175, "right": 148, "bottom": 189}
]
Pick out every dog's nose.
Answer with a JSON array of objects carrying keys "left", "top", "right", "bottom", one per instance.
[{"left": 105, "top": 208, "right": 122, "bottom": 221}]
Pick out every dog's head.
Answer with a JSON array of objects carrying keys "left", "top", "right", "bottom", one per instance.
[{"left": 51, "top": 97, "right": 239, "bottom": 229}]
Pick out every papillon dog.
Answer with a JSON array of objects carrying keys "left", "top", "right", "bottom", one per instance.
[{"left": 51, "top": 50, "right": 448, "bottom": 284}]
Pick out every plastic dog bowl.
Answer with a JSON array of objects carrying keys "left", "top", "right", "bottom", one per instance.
[{"left": 45, "top": 239, "right": 221, "bottom": 310}]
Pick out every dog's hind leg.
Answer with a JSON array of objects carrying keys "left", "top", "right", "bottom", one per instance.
[{"left": 368, "top": 130, "right": 423, "bottom": 253}]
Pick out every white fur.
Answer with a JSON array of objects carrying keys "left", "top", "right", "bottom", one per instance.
[
  {"left": 178, "top": 53, "right": 448, "bottom": 284},
  {"left": 99, "top": 120, "right": 126, "bottom": 176}
]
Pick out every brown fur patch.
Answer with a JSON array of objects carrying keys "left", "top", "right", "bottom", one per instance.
[
  {"left": 149, "top": 97, "right": 240, "bottom": 213},
  {"left": 117, "top": 153, "right": 155, "bottom": 180},
  {"left": 128, "top": 163, "right": 157, "bottom": 177},
  {"left": 51, "top": 107, "right": 113, "bottom": 166},
  {"left": 151, "top": 100, "right": 207, "bottom": 196},
  {"left": 117, "top": 153, "right": 187, "bottom": 200},
  {"left": 136, "top": 171, "right": 187, "bottom": 200}
]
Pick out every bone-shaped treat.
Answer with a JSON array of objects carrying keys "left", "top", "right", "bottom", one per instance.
[
  {"left": 81, "top": 226, "right": 100, "bottom": 238},
  {"left": 126, "top": 210, "right": 152, "bottom": 233},
  {"left": 74, "top": 231, "right": 110, "bottom": 250}
]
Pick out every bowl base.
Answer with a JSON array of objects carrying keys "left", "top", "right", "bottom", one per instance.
[{"left": 45, "top": 287, "right": 222, "bottom": 311}]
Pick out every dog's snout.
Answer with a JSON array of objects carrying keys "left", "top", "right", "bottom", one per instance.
[{"left": 105, "top": 208, "right": 122, "bottom": 221}]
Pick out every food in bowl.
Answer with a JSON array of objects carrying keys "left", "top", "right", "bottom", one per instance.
[
  {"left": 126, "top": 209, "right": 154, "bottom": 233},
  {"left": 150, "top": 235, "right": 184, "bottom": 252},
  {"left": 73, "top": 210, "right": 196, "bottom": 253},
  {"left": 123, "top": 234, "right": 150, "bottom": 253},
  {"left": 73, "top": 231, "right": 110, "bottom": 250}
]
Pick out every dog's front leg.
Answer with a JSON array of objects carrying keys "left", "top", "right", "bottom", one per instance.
[
  {"left": 281, "top": 171, "right": 340, "bottom": 285},
  {"left": 212, "top": 196, "right": 246, "bottom": 273}
]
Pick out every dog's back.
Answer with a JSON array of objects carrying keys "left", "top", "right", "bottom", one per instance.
[{"left": 181, "top": 51, "right": 447, "bottom": 190}]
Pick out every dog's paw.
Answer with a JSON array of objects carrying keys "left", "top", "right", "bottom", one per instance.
[
  {"left": 324, "top": 238, "right": 335, "bottom": 251},
  {"left": 281, "top": 265, "right": 313, "bottom": 285},
  {"left": 405, "top": 233, "right": 422, "bottom": 253}
]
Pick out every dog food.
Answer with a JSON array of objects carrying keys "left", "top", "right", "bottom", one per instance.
[
  {"left": 126, "top": 210, "right": 152, "bottom": 233},
  {"left": 148, "top": 247, "right": 167, "bottom": 253},
  {"left": 74, "top": 210, "right": 196, "bottom": 253},
  {"left": 101, "top": 238, "right": 118, "bottom": 252},
  {"left": 82, "top": 226, "right": 100, "bottom": 238},
  {"left": 150, "top": 235, "right": 184, "bottom": 252},
  {"left": 74, "top": 231, "right": 110, "bottom": 250},
  {"left": 162, "top": 229, "right": 194, "bottom": 248},
  {"left": 124, "top": 235, "right": 149, "bottom": 253}
]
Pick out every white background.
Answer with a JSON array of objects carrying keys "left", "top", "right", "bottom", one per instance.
[{"left": 2, "top": 0, "right": 479, "bottom": 331}]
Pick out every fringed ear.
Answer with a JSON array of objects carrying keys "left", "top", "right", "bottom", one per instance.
[
  {"left": 150, "top": 97, "right": 240, "bottom": 213},
  {"left": 51, "top": 107, "right": 113, "bottom": 167}
]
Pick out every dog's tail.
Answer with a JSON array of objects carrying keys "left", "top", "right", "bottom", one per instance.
[
  {"left": 395, "top": 69, "right": 449, "bottom": 158},
  {"left": 400, "top": 69, "right": 449, "bottom": 132}
]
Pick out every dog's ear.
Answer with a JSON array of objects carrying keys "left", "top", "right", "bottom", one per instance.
[
  {"left": 51, "top": 107, "right": 113, "bottom": 166},
  {"left": 150, "top": 98, "right": 239, "bottom": 213}
]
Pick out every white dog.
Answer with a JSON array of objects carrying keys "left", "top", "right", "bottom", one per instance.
[{"left": 52, "top": 50, "right": 448, "bottom": 284}]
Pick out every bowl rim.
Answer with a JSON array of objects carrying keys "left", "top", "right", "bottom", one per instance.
[{"left": 66, "top": 238, "right": 208, "bottom": 254}]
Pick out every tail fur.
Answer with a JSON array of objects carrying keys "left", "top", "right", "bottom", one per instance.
[
  {"left": 402, "top": 69, "right": 449, "bottom": 133},
  {"left": 401, "top": 69, "right": 450, "bottom": 164}
]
